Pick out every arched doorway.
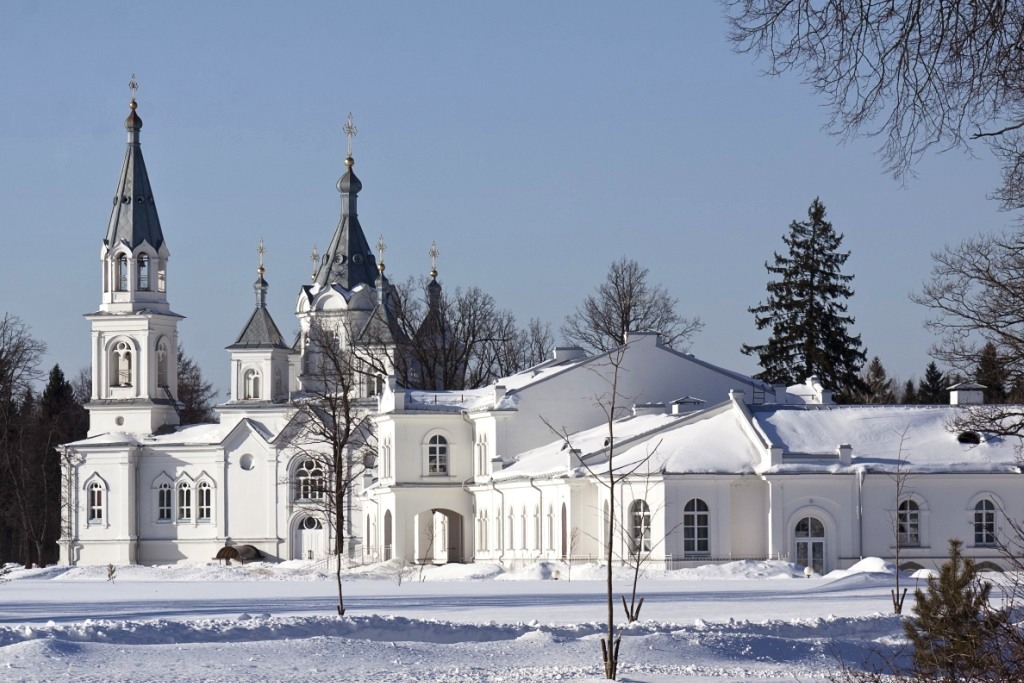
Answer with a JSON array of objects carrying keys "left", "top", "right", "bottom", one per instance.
[
  {"left": 794, "top": 516, "right": 826, "bottom": 574},
  {"left": 414, "top": 508, "right": 464, "bottom": 564},
  {"left": 383, "top": 510, "right": 393, "bottom": 561},
  {"left": 293, "top": 515, "right": 326, "bottom": 561}
]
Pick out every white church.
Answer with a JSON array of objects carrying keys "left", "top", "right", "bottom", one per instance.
[{"left": 61, "top": 95, "right": 1024, "bottom": 574}]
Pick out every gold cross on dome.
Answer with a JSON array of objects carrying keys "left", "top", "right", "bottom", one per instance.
[
  {"left": 310, "top": 245, "right": 319, "bottom": 281},
  {"left": 377, "top": 234, "right": 387, "bottom": 272},
  {"left": 343, "top": 113, "right": 358, "bottom": 157},
  {"left": 257, "top": 238, "right": 265, "bottom": 273},
  {"left": 428, "top": 241, "right": 440, "bottom": 279},
  {"left": 128, "top": 74, "right": 138, "bottom": 101}
]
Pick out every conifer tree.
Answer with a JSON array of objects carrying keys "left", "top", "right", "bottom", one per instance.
[
  {"left": 904, "top": 539, "right": 1010, "bottom": 680},
  {"left": 860, "top": 356, "right": 896, "bottom": 403},
  {"left": 918, "top": 362, "right": 946, "bottom": 404},
  {"left": 741, "top": 198, "right": 866, "bottom": 401},
  {"left": 176, "top": 344, "right": 217, "bottom": 425},
  {"left": 975, "top": 341, "right": 1007, "bottom": 404},
  {"left": 901, "top": 378, "right": 918, "bottom": 404}
]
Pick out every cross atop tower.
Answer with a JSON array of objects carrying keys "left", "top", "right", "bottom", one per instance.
[
  {"left": 377, "top": 234, "right": 387, "bottom": 273},
  {"left": 429, "top": 241, "right": 440, "bottom": 279},
  {"left": 343, "top": 112, "right": 358, "bottom": 160},
  {"left": 128, "top": 73, "right": 138, "bottom": 104},
  {"left": 257, "top": 238, "right": 265, "bottom": 275}
]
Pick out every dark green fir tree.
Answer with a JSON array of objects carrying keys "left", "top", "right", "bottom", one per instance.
[
  {"left": 918, "top": 361, "right": 947, "bottom": 404},
  {"left": 901, "top": 378, "right": 918, "bottom": 404},
  {"left": 741, "top": 198, "right": 866, "bottom": 401},
  {"left": 904, "top": 539, "right": 1013, "bottom": 680},
  {"left": 975, "top": 341, "right": 1007, "bottom": 404},
  {"left": 860, "top": 356, "right": 896, "bottom": 403}
]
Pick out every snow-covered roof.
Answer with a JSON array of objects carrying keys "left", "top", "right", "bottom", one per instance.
[
  {"left": 495, "top": 412, "right": 685, "bottom": 480},
  {"left": 66, "top": 418, "right": 275, "bottom": 449},
  {"left": 753, "top": 404, "right": 1022, "bottom": 473},
  {"left": 615, "top": 405, "right": 760, "bottom": 475}
]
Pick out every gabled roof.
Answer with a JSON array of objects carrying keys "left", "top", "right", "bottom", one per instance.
[
  {"left": 104, "top": 98, "right": 165, "bottom": 252},
  {"left": 227, "top": 307, "right": 289, "bottom": 350}
]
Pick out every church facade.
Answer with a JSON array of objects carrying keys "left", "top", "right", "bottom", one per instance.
[{"left": 61, "top": 96, "right": 1024, "bottom": 573}]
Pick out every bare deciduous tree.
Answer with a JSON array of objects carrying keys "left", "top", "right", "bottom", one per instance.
[
  {"left": 362, "top": 278, "right": 552, "bottom": 390},
  {"left": 286, "top": 317, "right": 376, "bottom": 615},
  {"left": 562, "top": 257, "right": 702, "bottom": 353},
  {"left": 726, "top": 1, "right": 1024, "bottom": 211},
  {"left": 911, "top": 232, "right": 1024, "bottom": 436}
]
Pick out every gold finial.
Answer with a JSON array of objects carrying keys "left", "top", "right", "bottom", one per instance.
[
  {"left": 428, "top": 241, "right": 440, "bottom": 279},
  {"left": 377, "top": 234, "right": 387, "bottom": 273},
  {"left": 343, "top": 112, "right": 358, "bottom": 166},
  {"left": 257, "top": 238, "right": 266, "bottom": 275},
  {"left": 128, "top": 73, "right": 138, "bottom": 109},
  {"left": 310, "top": 245, "right": 319, "bottom": 281}
]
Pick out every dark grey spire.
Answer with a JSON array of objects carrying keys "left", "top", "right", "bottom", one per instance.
[
  {"left": 313, "top": 153, "right": 378, "bottom": 290},
  {"left": 228, "top": 241, "right": 289, "bottom": 350},
  {"left": 104, "top": 95, "right": 165, "bottom": 251}
]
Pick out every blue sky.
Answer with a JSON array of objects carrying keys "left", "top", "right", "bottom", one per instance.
[{"left": 0, "top": 1, "right": 1010, "bottom": 399}]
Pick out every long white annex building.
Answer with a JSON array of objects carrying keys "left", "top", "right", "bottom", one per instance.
[{"left": 61, "top": 95, "right": 1024, "bottom": 574}]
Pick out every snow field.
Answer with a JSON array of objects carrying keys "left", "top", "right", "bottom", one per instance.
[{"left": 0, "top": 559, "right": 945, "bottom": 681}]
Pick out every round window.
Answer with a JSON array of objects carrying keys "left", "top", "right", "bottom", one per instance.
[{"left": 239, "top": 453, "right": 254, "bottom": 471}]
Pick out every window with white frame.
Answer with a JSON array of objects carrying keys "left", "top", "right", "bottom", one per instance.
[
  {"left": 427, "top": 434, "right": 448, "bottom": 475},
  {"left": 244, "top": 368, "right": 261, "bottom": 399},
  {"left": 295, "top": 459, "right": 324, "bottom": 501},
  {"left": 157, "top": 482, "right": 172, "bottom": 521},
  {"left": 88, "top": 481, "right": 105, "bottom": 523},
  {"left": 137, "top": 253, "right": 150, "bottom": 290},
  {"left": 112, "top": 340, "right": 133, "bottom": 387},
  {"left": 897, "top": 500, "right": 920, "bottom": 546},
  {"left": 683, "top": 498, "right": 710, "bottom": 556},
  {"left": 197, "top": 481, "right": 212, "bottom": 521},
  {"left": 116, "top": 253, "right": 129, "bottom": 291},
  {"left": 177, "top": 482, "right": 192, "bottom": 521},
  {"left": 156, "top": 339, "right": 169, "bottom": 388},
  {"left": 974, "top": 498, "right": 997, "bottom": 546},
  {"left": 629, "top": 499, "right": 652, "bottom": 553}
]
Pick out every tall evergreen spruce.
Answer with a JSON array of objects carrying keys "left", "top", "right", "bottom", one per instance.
[
  {"left": 901, "top": 378, "right": 918, "bottom": 404},
  {"left": 975, "top": 341, "right": 1007, "bottom": 404},
  {"left": 919, "top": 362, "right": 946, "bottom": 404},
  {"left": 860, "top": 356, "right": 895, "bottom": 403},
  {"left": 741, "top": 198, "right": 866, "bottom": 401}
]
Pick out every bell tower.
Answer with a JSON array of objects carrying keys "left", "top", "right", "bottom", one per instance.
[{"left": 85, "top": 79, "right": 183, "bottom": 437}]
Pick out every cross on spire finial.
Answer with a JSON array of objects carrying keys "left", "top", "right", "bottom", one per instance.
[
  {"left": 343, "top": 112, "right": 358, "bottom": 160},
  {"left": 310, "top": 245, "right": 320, "bottom": 281},
  {"left": 257, "top": 238, "right": 265, "bottom": 275},
  {"left": 377, "top": 234, "right": 387, "bottom": 273},
  {"left": 128, "top": 73, "right": 138, "bottom": 104},
  {"left": 429, "top": 241, "right": 440, "bottom": 279}
]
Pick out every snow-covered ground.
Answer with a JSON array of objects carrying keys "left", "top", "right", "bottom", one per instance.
[{"left": 0, "top": 558, "right": 947, "bottom": 682}]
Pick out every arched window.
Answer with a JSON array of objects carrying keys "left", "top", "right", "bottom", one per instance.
[
  {"left": 157, "top": 482, "right": 172, "bottom": 521},
  {"left": 629, "top": 499, "right": 652, "bottom": 553},
  {"left": 197, "top": 482, "right": 212, "bottom": 521},
  {"left": 156, "top": 339, "right": 169, "bottom": 388},
  {"left": 88, "top": 481, "right": 105, "bottom": 523},
  {"left": 116, "top": 253, "right": 129, "bottom": 291},
  {"left": 295, "top": 459, "right": 324, "bottom": 501},
  {"left": 427, "top": 435, "right": 448, "bottom": 475},
  {"left": 244, "top": 369, "right": 261, "bottom": 399},
  {"left": 795, "top": 516, "right": 826, "bottom": 574},
  {"left": 974, "top": 499, "right": 997, "bottom": 546},
  {"left": 897, "top": 500, "right": 920, "bottom": 546},
  {"left": 520, "top": 507, "right": 528, "bottom": 550},
  {"left": 684, "top": 498, "right": 710, "bottom": 556},
  {"left": 177, "top": 482, "right": 192, "bottom": 521},
  {"left": 137, "top": 253, "right": 150, "bottom": 290},
  {"left": 112, "top": 341, "right": 133, "bottom": 387}
]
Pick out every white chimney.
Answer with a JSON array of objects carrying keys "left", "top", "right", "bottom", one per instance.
[{"left": 836, "top": 444, "right": 852, "bottom": 466}]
